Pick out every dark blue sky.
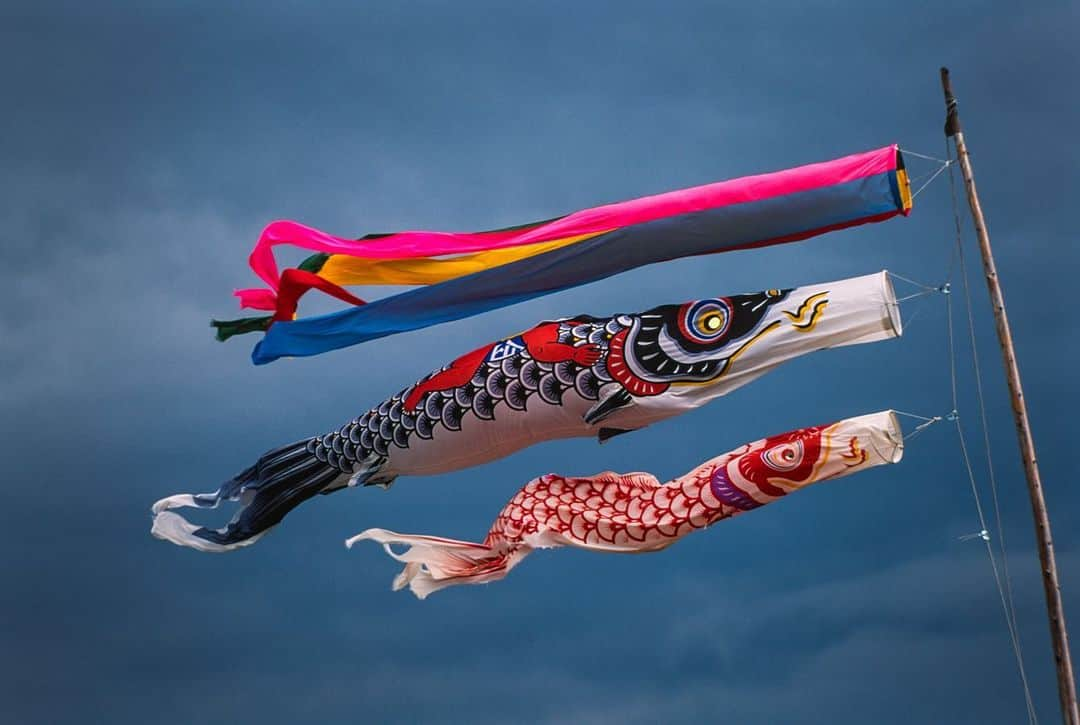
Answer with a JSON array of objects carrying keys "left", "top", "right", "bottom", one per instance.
[{"left": 3, "top": 2, "right": 1078, "bottom": 723}]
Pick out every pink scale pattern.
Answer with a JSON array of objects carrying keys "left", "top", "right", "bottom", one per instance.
[{"left": 349, "top": 412, "right": 901, "bottom": 599}]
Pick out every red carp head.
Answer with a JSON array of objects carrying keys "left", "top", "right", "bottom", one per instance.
[
  {"left": 737, "top": 426, "right": 826, "bottom": 495},
  {"left": 708, "top": 412, "right": 903, "bottom": 511}
]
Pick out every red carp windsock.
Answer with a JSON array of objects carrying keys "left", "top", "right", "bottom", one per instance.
[
  {"left": 350, "top": 411, "right": 903, "bottom": 598},
  {"left": 152, "top": 271, "right": 902, "bottom": 552}
]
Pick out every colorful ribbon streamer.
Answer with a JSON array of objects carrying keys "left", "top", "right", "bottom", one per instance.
[{"left": 216, "top": 145, "right": 911, "bottom": 362}]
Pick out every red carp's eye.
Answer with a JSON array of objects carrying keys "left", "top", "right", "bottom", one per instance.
[{"left": 762, "top": 441, "right": 804, "bottom": 471}]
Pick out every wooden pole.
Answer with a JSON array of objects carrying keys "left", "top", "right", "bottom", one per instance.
[{"left": 940, "top": 67, "right": 1079, "bottom": 724}]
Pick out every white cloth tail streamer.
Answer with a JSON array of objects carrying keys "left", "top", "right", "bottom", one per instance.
[
  {"left": 149, "top": 438, "right": 358, "bottom": 553},
  {"left": 346, "top": 529, "right": 531, "bottom": 599},
  {"left": 350, "top": 411, "right": 904, "bottom": 598}
]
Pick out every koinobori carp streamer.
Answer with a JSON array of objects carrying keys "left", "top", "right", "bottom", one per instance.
[
  {"left": 155, "top": 271, "right": 902, "bottom": 552},
  {"left": 213, "top": 145, "right": 911, "bottom": 362},
  {"left": 351, "top": 410, "right": 904, "bottom": 598}
]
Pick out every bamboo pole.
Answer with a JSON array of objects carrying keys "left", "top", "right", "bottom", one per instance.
[{"left": 940, "top": 67, "right": 1078, "bottom": 724}]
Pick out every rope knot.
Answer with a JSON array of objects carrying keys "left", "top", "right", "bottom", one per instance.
[{"left": 959, "top": 529, "right": 991, "bottom": 542}]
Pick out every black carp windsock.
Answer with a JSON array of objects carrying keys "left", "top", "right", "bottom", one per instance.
[
  {"left": 152, "top": 270, "right": 903, "bottom": 552},
  {"left": 352, "top": 410, "right": 904, "bottom": 598}
]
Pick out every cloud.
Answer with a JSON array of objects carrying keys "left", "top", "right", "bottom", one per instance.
[{"left": 2, "top": 1, "right": 1078, "bottom": 723}]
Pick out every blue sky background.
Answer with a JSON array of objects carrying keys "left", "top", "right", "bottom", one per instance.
[{"left": 2, "top": 2, "right": 1078, "bottom": 723}]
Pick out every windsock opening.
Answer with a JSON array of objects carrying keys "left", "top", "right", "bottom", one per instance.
[
  {"left": 880, "top": 410, "right": 905, "bottom": 463},
  {"left": 894, "top": 147, "right": 914, "bottom": 214},
  {"left": 864, "top": 409, "right": 905, "bottom": 464},
  {"left": 881, "top": 270, "right": 904, "bottom": 338}
]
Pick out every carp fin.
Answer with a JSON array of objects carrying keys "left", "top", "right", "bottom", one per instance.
[
  {"left": 361, "top": 473, "right": 398, "bottom": 490},
  {"left": 584, "top": 388, "right": 634, "bottom": 425},
  {"left": 598, "top": 427, "right": 637, "bottom": 443}
]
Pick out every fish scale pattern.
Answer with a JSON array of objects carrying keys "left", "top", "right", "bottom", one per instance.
[
  {"left": 348, "top": 417, "right": 906, "bottom": 598},
  {"left": 306, "top": 319, "right": 620, "bottom": 477},
  {"left": 488, "top": 465, "right": 730, "bottom": 551}
]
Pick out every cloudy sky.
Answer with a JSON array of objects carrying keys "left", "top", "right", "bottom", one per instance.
[{"left": 3, "top": 1, "right": 1078, "bottom": 722}]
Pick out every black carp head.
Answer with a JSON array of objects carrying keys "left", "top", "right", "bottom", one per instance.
[{"left": 610, "top": 288, "right": 791, "bottom": 386}]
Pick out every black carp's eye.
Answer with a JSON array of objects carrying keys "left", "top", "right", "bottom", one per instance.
[
  {"left": 699, "top": 311, "right": 725, "bottom": 332},
  {"left": 762, "top": 441, "right": 804, "bottom": 471},
  {"left": 677, "top": 299, "right": 733, "bottom": 344}
]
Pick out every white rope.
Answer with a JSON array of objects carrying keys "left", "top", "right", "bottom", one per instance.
[
  {"left": 897, "top": 277, "right": 1034, "bottom": 724},
  {"left": 890, "top": 410, "right": 946, "bottom": 443},
  {"left": 888, "top": 270, "right": 946, "bottom": 292},
  {"left": 899, "top": 147, "right": 954, "bottom": 201},
  {"left": 897, "top": 303, "right": 929, "bottom": 334},
  {"left": 911, "top": 160, "right": 954, "bottom": 201},
  {"left": 886, "top": 272, "right": 949, "bottom": 334},
  {"left": 945, "top": 143, "right": 1039, "bottom": 724},
  {"left": 941, "top": 141, "right": 1041, "bottom": 721},
  {"left": 875, "top": 147, "right": 1035, "bottom": 722},
  {"left": 905, "top": 416, "right": 943, "bottom": 442},
  {"left": 881, "top": 242, "right": 1035, "bottom": 721},
  {"left": 900, "top": 147, "right": 951, "bottom": 164},
  {"left": 947, "top": 289, "right": 989, "bottom": 530},
  {"left": 893, "top": 409, "right": 939, "bottom": 423},
  {"left": 893, "top": 288, "right": 940, "bottom": 304},
  {"left": 951, "top": 409, "right": 1036, "bottom": 723},
  {"left": 959, "top": 529, "right": 990, "bottom": 542}
]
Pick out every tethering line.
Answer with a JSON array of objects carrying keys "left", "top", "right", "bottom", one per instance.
[
  {"left": 886, "top": 271, "right": 950, "bottom": 438},
  {"left": 889, "top": 270, "right": 941, "bottom": 292},
  {"left": 944, "top": 138, "right": 1038, "bottom": 724},
  {"left": 800, "top": 145, "right": 1035, "bottom": 719},
  {"left": 893, "top": 409, "right": 944, "bottom": 442},
  {"left": 887, "top": 271, "right": 948, "bottom": 336},
  {"left": 899, "top": 147, "right": 954, "bottom": 200},
  {"left": 894, "top": 288, "right": 941, "bottom": 304},
  {"left": 911, "top": 161, "right": 954, "bottom": 201},
  {"left": 900, "top": 148, "right": 951, "bottom": 164},
  {"left": 879, "top": 152, "right": 1037, "bottom": 718}
]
